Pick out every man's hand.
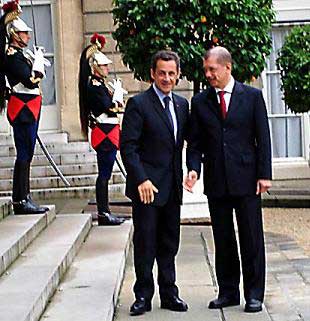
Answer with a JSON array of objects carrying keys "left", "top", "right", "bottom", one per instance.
[
  {"left": 183, "top": 170, "right": 198, "bottom": 193},
  {"left": 138, "top": 180, "right": 159, "bottom": 204},
  {"left": 256, "top": 179, "right": 272, "bottom": 195}
]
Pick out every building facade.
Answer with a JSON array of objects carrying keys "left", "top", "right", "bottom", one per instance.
[{"left": 0, "top": 0, "right": 309, "bottom": 179}]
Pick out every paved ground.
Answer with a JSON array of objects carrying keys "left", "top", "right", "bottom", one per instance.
[
  {"left": 47, "top": 196, "right": 310, "bottom": 321},
  {"left": 114, "top": 216, "right": 310, "bottom": 321}
]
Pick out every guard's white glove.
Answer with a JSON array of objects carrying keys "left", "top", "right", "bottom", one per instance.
[
  {"left": 108, "top": 79, "right": 128, "bottom": 106},
  {"left": 26, "top": 46, "right": 51, "bottom": 78}
]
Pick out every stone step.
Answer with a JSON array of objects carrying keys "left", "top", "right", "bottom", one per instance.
[
  {"left": 40, "top": 221, "right": 132, "bottom": 321},
  {"left": 0, "top": 163, "right": 100, "bottom": 180},
  {"left": 0, "top": 142, "right": 92, "bottom": 157},
  {"left": 0, "top": 173, "right": 124, "bottom": 191},
  {"left": 0, "top": 198, "right": 12, "bottom": 221},
  {"left": 0, "top": 207, "right": 56, "bottom": 277},
  {"left": 0, "top": 132, "right": 68, "bottom": 146},
  {"left": 0, "top": 163, "right": 123, "bottom": 181},
  {"left": 0, "top": 213, "right": 92, "bottom": 321},
  {"left": 0, "top": 183, "right": 126, "bottom": 201},
  {"left": 0, "top": 152, "right": 97, "bottom": 168}
]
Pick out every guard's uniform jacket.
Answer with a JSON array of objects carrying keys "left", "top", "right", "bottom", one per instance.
[
  {"left": 87, "top": 75, "right": 120, "bottom": 152},
  {"left": 5, "top": 45, "right": 42, "bottom": 124}
]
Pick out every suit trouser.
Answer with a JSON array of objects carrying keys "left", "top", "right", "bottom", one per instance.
[
  {"left": 208, "top": 194, "right": 265, "bottom": 302},
  {"left": 132, "top": 188, "right": 180, "bottom": 301}
]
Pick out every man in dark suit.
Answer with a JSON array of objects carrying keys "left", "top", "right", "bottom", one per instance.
[
  {"left": 185, "top": 46, "right": 272, "bottom": 313},
  {"left": 121, "top": 50, "right": 189, "bottom": 316}
]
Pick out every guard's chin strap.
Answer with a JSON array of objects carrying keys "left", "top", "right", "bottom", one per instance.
[
  {"left": 11, "top": 31, "right": 27, "bottom": 48},
  {"left": 92, "top": 64, "right": 106, "bottom": 79}
]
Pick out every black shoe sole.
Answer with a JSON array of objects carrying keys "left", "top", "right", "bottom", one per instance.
[
  {"left": 130, "top": 305, "right": 151, "bottom": 316},
  {"left": 98, "top": 221, "right": 124, "bottom": 226},
  {"left": 208, "top": 301, "right": 240, "bottom": 309},
  {"left": 160, "top": 304, "right": 188, "bottom": 312},
  {"left": 244, "top": 306, "right": 262, "bottom": 313}
]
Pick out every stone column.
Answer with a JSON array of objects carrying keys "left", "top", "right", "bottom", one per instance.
[{"left": 56, "top": 0, "right": 84, "bottom": 141}]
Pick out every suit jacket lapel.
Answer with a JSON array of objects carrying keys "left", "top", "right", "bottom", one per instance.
[
  {"left": 148, "top": 87, "right": 175, "bottom": 140},
  {"left": 172, "top": 93, "right": 182, "bottom": 144},
  {"left": 207, "top": 87, "right": 222, "bottom": 121},
  {"left": 226, "top": 81, "right": 244, "bottom": 121}
]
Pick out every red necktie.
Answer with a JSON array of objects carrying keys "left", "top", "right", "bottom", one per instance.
[{"left": 218, "top": 91, "right": 227, "bottom": 119}]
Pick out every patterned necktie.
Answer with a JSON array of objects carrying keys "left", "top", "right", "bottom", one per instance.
[
  {"left": 218, "top": 91, "right": 227, "bottom": 119},
  {"left": 163, "top": 96, "right": 174, "bottom": 130}
]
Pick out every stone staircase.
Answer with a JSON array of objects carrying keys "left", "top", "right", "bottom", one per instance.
[
  {"left": 0, "top": 198, "right": 132, "bottom": 321},
  {"left": 0, "top": 132, "right": 126, "bottom": 200}
]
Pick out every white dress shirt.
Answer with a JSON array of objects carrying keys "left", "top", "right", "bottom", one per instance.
[
  {"left": 153, "top": 83, "right": 178, "bottom": 140},
  {"left": 215, "top": 76, "right": 235, "bottom": 112}
]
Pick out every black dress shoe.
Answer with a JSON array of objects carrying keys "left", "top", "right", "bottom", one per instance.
[
  {"left": 26, "top": 195, "right": 49, "bottom": 212},
  {"left": 13, "top": 199, "right": 48, "bottom": 215},
  {"left": 97, "top": 212, "right": 125, "bottom": 226},
  {"left": 161, "top": 296, "right": 188, "bottom": 312},
  {"left": 208, "top": 296, "right": 240, "bottom": 309},
  {"left": 130, "top": 298, "right": 152, "bottom": 316},
  {"left": 244, "top": 299, "right": 262, "bottom": 313}
]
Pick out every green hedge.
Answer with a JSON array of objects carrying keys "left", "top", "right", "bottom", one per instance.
[
  {"left": 277, "top": 25, "right": 310, "bottom": 113},
  {"left": 113, "top": 0, "right": 275, "bottom": 91}
]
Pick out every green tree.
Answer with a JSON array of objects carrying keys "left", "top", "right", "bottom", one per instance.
[
  {"left": 113, "top": 0, "right": 275, "bottom": 93},
  {"left": 277, "top": 25, "right": 310, "bottom": 113}
]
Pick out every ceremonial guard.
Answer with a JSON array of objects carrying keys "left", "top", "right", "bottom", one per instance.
[
  {"left": 0, "top": 1, "right": 50, "bottom": 214},
  {"left": 79, "top": 33, "right": 126, "bottom": 225}
]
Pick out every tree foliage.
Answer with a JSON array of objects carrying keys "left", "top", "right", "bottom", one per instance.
[
  {"left": 277, "top": 25, "right": 310, "bottom": 113},
  {"left": 113, "top": 0, "right": 275, "bottom": 91}
]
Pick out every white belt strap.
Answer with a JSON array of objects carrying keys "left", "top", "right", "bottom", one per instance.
[{"left": 12, "top": 83, "right": 40, "bottom": 95}]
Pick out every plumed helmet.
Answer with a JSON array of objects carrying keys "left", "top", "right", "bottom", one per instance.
[
  {"left": 1, "top": 0, "right": 21, "bottom": 26},
  {"left": 0, "top": 1, "right": 31, "bottom": 50},
  {"left": 10, "top": 16, "right": 32, "bottom": 33},
  {"left": 90, "top": 33, "right": 106, "bottom": 50},
  {"left": 89, "top": 51, "right": 112, "bottom": 67},
  {"left": 85, "top": 33, "right": 111, "bottom": 74},
  {"left": 1, "top": 0, "right": 24, "bottom": 111}
]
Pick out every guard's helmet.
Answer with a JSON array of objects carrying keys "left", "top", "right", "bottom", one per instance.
[
  {"left": 1, "top": 1, "right": 31, "bottom": 49},
  {"left": 9, "top": 16, "right": 32, "bottom": 33},
  {"left": 86, "top": 33, "right": 112, "bottom": 77},
  {"left": 88, "top": 51, "right": 112, "bottom": 76}
]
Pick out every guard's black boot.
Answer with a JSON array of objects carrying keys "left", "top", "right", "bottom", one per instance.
[
  {"left": 96, "top": 178, "right": 125, "bottom": 226},
  {"left": 13, "top": 198, "right": 48, "bottom": 214},
  {"left": 12, "top": 160, "right": 47, "bottom": 215},
  {"left": 24, "top": 162, "right": 49, "bottom": 213},
  {"left": 12, "top": 160, "right": 28, "bottom": 204},
  {"left": 26, "top": 195, "right": 49, "bottom": 213}
]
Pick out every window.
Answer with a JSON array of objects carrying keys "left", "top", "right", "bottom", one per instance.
[
  {"left": 20, "top": 1, "right": 55, "bottom": 106},
  {"left": 264, "top": 26, "right": 304, "bottom": 159}
]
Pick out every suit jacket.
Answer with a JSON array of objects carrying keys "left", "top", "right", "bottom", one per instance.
[
  {"left": 186, "top": 81, "right": 272, "bottom": 198},
  {"left": 120, "top": 86, "right": 189, "bottom": 206}
]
